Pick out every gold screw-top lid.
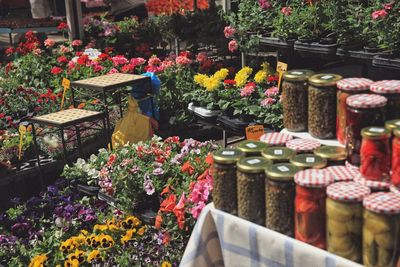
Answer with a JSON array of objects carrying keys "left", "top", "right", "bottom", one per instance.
[
  {"left": 265, "top": 163, "right": 300, "bottom": 181},
  {"left": 308, "top": 73, "right": 343, "bottom": 87},
  {"left": 236, "top": 140, "right": 267, "bottom": 155},
  {"left": 283, "top": 69, "right": 315, "bottom": 82},
  {"left": 394, "top": 128, "right": 400, "bottom": 138},
  {"left": 361, "top": 127, "right": 390, "bottom": 139},
  {"left": 261, "top": 147, "right": 295, "bottom": 161},
  {"left": 314, "top": 146, "right": 347, "bottom": 161},
  {"left": 290, "top": 154, "right": 327, "bottom": 169},
  {"left": 385, "top": 119, "right": 400, "bottom": 133},
  {"left": 212, "top": 149, "right": 245, "bottom": 165},
  {"left": 237, "top": 156, "right": 272, "bottom": 174}
]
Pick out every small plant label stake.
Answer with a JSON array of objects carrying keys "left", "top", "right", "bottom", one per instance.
[
  {"left": 60, "top": 78, "right": 71, "bottom": 110},
  {"left": 276, "top": 61, "right": 288, "bottom": 90},
  {"left": 18, "top": 124, "right": 27, "bottom": 160},
  {"left": 246, "top": 125, "right": 265, "bottom": 140}
]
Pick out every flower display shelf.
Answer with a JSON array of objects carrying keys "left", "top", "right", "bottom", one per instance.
[
  {"left": 372, "top": 55, "right": 400, "bottom": 70},
  {"left": 336, "top": 48, "right": 381, "bottom": 60},
  {"left": 217, "top": 115, "right": 252, "bottom": 134},
  {"left": 280, "top": 129, "right": 344, "bottom": 147},
  {"left": 259, "top": 37, "right": 295, "bottom": 50},
  {"left": 98, "top": 192, "right": 117, "bottom": 207},
  {"left": 188, "top": 103, "right": 221, "bottom": 123},
  {"left": 294, "top": 41, "right": 337, "bottom": 55}
]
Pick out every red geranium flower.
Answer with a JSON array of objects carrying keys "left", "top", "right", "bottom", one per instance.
[
  {"left": 57, "top": 56, "right": 68, "bottom": 63},
  {"left": 57, "top": 22, "right": 68, "bottom": 30},
  {"left": 51, "top": 67, "right": 63, "bottom": 75}
]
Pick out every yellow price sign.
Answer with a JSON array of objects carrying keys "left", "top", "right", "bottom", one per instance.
[
  {"left": 276, "top": 61, "right": 288, "bottom": 90},
  {"left": 245, "top": 125, "right": 265, "bottom": 141},
  {"left": 18, "top": 125, "right": 27, "bottom": 160},
  {"left": 60, "top": 78, "right": 71, "bottom": 110}
]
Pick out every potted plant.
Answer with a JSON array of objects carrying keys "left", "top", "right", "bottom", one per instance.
[{"left": 268, "top": 4, "right": 298, "bottom": 48}]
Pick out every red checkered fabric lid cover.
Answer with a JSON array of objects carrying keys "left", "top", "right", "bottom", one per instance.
[
  {"left": 325, "top": 166, "right": 360, "bottom": 182},
  {"left": 260, "top": 132, "right": 293, "bottom": 146},
  {"left": 337, "top": 78, "right": 373, "bottom": 92},
  {"left": 286, "top": 138, "right": 321, "bottom": 152},
  {"left": 370, "top": 80, "right": 400, "bottom": 94},
  {"left": 327, "top": 181, "right": 370, "bottom": 202},
  {"left": 346, "top": 94, "right": 387, "bottom": 108},
  {"left": 390, "top": 185, "right": 400, "bottom": 195},
  {"left": 354, "top": 174, "right": 390, "bottom": 190},
  {"left": 294, "top": 169, "right": 334, "bottom": 188},
  {"left": 363, "top": 192, "right": 400, "bottom": 214}
]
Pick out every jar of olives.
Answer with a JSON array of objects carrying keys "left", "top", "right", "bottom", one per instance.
[
  {"left": 237, "top": 157, "right": 272, "bottom": 225},
  {"left": 363, "top": 192, "right": 400, "bottom": 267},
  {"left": 326, "top": 182, "right": 371, "bottom": 263},
  {"left": 290, "top": 154, "right": 327, "bottom": 170},
  {"left": 265, "top": 163, "right": 300, "bottom": 236},
  {"left": 282, "top": 69, "right": 315, "bottom": 132},
  {"left": 294, "top": 169, "right": 335, "bottom": 249},
  {"left": 212, "top": 149, "right": 245, "bottom": 215},
  {"left": 391, "top": 129, "right": 400, "bottom": 187},
  {"left": 346, "top": 94, "right": 387, "bottom": 166},
  {"left": 261, "top": 147, "right": 295, "bottom": 163},
  {"left": 260, "top": 132, "right": 293, "bottom": 147},
  {"left": 286, "top": 138, "right": 321, "bottom": 154},
  {"left": 370, "top": 80, "right": 400, "bottom": 121},
  {"left": 308, "top": 74, "right": 343, "bottom": 139},
  {"left": 336, "top": 78, "right": 372, "bottom": 144},
  {"left": 236, "top": 140, "right": 267, "bottom": 156},
  {"left": 314, "top": 146, "right": 347, "bottom": 166}
]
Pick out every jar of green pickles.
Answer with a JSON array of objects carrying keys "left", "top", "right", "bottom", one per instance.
[
  {"left": 237, "top": 157, "right": 272, "bottom": 225},
  {"left": 265, "top": 163, "right": 300, "bottom": 236},
  {"left": 326, "top": 182, "right": 371, "bottom": 263},
  {"left": 314, "top": 146, "right": 347, "bottom": 166},
  {"left": 282, "top": 69, "right": 314, "bottom": 132},
  {"left": 261, "top": 147, "right": 295, "bottom": 163},
  {"left": 236, "top": 140, "right": 267, "bottom": 156},
  {"left": 363, "top": 192, "right": 400, "bottom": 267},
  {"left": 212, "top": 149, "right": 245, "bottom": 215},
  {"left": 290, "top": 154, "right": 327, "bottom": 170}
]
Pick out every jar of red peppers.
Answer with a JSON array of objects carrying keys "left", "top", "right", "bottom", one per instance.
[
  {"left": 370, "top": 80, "right": 400, "bottom": 121},
  {"left": 346, "top": 94, "right": 387, "bottom": 166},
  {"left": 237, "top": 140, "right": 267, "bottom": 156},
  {"left": 314, "top": 145, "right": 347, "bottom": 166},
  {"left": 294, "top": 169, "right": 334, "bottom": 249},
  {"left": 391, "top": 128, "right": 400, "bottom": 187},
  {"left": 336, "top": 78, "right": 372, "bottom": 144},
  {"left": 360, "top": 127, "right": 391, "bottom": 182}
]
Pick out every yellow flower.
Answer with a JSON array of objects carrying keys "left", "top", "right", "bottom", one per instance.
[
  {"left": 97, "top": 234, "right": 114, "bottom": 249},
  {"left": 137, "top": 226, "right": 146, "bottom": 236},
  {"left": 213, "top": 68, "right": 229, "bottom": 81},
  {"left": 254, "top": 70, "right": 267, "bottom": 84},
  {"left": 106, "top": 217, "right": 120, "bottom": 231},
  {"left": 161, "top": 261, "right": 172, "bottom": 267},
  {"left": 60, "top": 239, "right": 75, "bottom": 253},
  {"left": 87, "top": 250, "right": 102, "bottom": 263},
  {"left": 67, "top": 249, "right": 85, "bottom": 264},
  {"left": 234, "top": 66, "right": 253, "bottom": 87},
  {"left": 194, "top": 73, "right": 208, "bottom": 86},
  {"left": 203, "top": 77, "right": 220, "bottom": 92},
  {"left": 29, "top": 254, "right": 48, "bottom": 267},
  {"left": 93, "top": 224, "right": 108, "bottom": 232},
  {"left": 80, "top": 230, "right": 88, "bottom": 236},
  {"left": 64, "top": 259, "right": 79, "bottom": 267}
]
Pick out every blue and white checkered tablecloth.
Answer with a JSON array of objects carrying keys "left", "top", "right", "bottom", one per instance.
[{"left": 180, "top": 204, "right": 363, "bottom": 267}]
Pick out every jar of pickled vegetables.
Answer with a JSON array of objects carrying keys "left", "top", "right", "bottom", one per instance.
[
  {"left": 325, "top": 165, "right": 360, "bottom": 182},
  {"left": 290, "top": 154, "right": 327, "bottom": 170},
  {"left": 237, "top": 157, "right": 272, "bottom": 225},
  {"left": 336, "top": 78, "right": 372, "bottom": 145},
  {"left": 286, "top": 138, "right": 321, "bottom": 154},
  {"left": 363, "top": 192, "right": 400, "bottom": 267},
  {"left": 260, "top": 132, "right": 293, "bottom": 147},
  {"left": 326, "top": 182, "right": 371, "bottom": 262},
  {"left": 346, "top": 94, "right": 387, "bottom": 166},
  {"left": 391, "top": 129, "right": 400, "bottom": 187},
  {"left": 360, "top": 127, "right": 391, "bottom": 181},
  {"left": 308, "top": 74, "right": 343, "bottom": 139},
  {"left": 282, "top": 69, "right": 315, "bottom": 132},
  {"left": 265, "top": 163, "right": 300, "bottom": 236},
  {"left": 212, "top": 149, "right": 245, "bottom": 215},
  {"left": 237, "top": 140, "right": 267, "bottom": 156},
  {"left": 294, "top": 169, "right": 335, "bottom": 249},
  {"left": 314, "top": 146, "right": 347, "bottom": 166},
  {"left": 261, "top": 147, "right": 295, "bottom": 163},
  {"left": 370, "top": 80, "right": 400, "bottom": 121}
]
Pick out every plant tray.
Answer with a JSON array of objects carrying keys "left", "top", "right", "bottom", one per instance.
[
  {"left": 294, "top": 41, "right": 337, "bottom": 55},
  {"left": 77, "top": 184, "right": 100, "bottom": 196},
  {"left": 259, "top": 37, "right": 294, "bottom": 49},
  {"left": 337, "top": 48, "right": 380, "bottom": 60},
  {"left": 98, "top": 192, "right": 117, "bottom": 207},
  {"left": 372, "top": 55, "right": 400, "bottom": 70},
  {"left": 188, "top": 103, "right": 221, "bottom": 122},
  {"left": 217, "top": 115, "right": 252, "bottom": 134}
]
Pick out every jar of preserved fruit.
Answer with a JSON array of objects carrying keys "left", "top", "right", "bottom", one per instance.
[
  {"left": 363, "top": 192, "right": 400, "bottom": 267},
  {"left": 286, "top": 138, "right": 321, "bottom": 154},
  {"left": 308, "top": 74, "right": 343, "bottom": 139},
  {"left": 265, "top": 163, "right": 300, "bottom": 236},
  {"left": 385, "top": 119, "right": 400, "bottom": 136},
  {"left": 325, "top": 165, "right": 360, "bottom": 182},
  {"left": 237, "top": 140, "right": 267, "bottom": 156},
  {"left": 260, "top": 132, "right": 293, "bottom": 147},
  {"left": 354, "top": 174, "right": 390, "bottom": 193},
  {"left": 294, "top": 169, "right": 335, "bottom": 249},
  {"left": 346, "top": 94, "right": 387, "bottom": 166},
  {"left": 391, "top": 129, "right": 400, "bottom": 187},
  {"left": 237, "top": 157, "right": 272, "bottom": 225},
  {"left": 261, "top": 147, "right": 295, "bottom": 163},
  {"left": 212, "top": 149, "right": 245, "bottom": 215},
  {"left": 370, "top": 80, "right": 400, "bottom": 121},
  {"left": 336, "top": 78, "right": 372, "bottom": 144},
  {"left": 360, "top": 127, "right": 391, "bottom": 181},
  {"left": 290, "top": 154, "right": 327, "bottom": 170},
  {"left": 282, "top": 69, "right": 315, "bottom": 132},
  {"left": 314, "top": 146, "right": 347, "bottom": 166},
  {"left": 326, "top": 182, "right": 371, "bottom": 262}
]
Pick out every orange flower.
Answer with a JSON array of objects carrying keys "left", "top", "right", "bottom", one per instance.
[
  {"left": 161, "top": 185, "right": 170, "bottom": 196},
  {"left": 91, "top": 99, "right": 100, "bottom": 105},
  {"left": 77, "top": 103, "right": 86, "bottom": 109},
  {"left": 162, "top": 232, "right": 171, "bottom": 245},
  {"left": 181, "top": 161, "right": 195, "bottom": 175},
  {"left": 160, "top": 194, "right": 176, "bottom": 212},
  {"left": 205, "top": 153, "right": 213, "bottom": 165},
  {"left": 155, "top": 215, "right": 162, "bottom": 229}
]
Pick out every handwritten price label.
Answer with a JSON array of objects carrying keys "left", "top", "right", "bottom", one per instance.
[
  {"left": 276, "top": 61, "right": 288, "bottom": 90},
  {"left": 246, "top": 125, "right": 265, "bottom": 141}
]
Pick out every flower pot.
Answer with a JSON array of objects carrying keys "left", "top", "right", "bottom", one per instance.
[
  {"left": 364, "top": 46, "right": 383, "bottom": 54},
  {"left": 320, "top": 37, "right": 336, "bottom": 45},
  {"left": 188, "top": 103, "right": 221, "bottom": 122}
]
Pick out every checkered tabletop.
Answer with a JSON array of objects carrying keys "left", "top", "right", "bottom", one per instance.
[
  {"left": 31, "top": 108, "right": 104, "bottom": 127},
  {"left": 71, "top": 73, "right": 149, "bottom": 91}
]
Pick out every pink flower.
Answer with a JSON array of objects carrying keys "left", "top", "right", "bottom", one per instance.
[
  {"left": 372, "top": 9, "right": 388, "bottom": 20},
  {"left": 32, "top": 48, "right": 42, "bottom": 55},
  {"left": 108, "top": 68, "right": 119, "bottom": 74},
  {"left": 44, "top": 38, "right": 55, "bottom": 48},
  {"left": 93, "top": 65, "right": 104, "bottom": 73},
  {"left": 240, "top": 82, "right": 256, "bottom": 97},
  {"left": 228, "top": 40, "right": 238, "bottom": 53},
  {"left": 59, "top": 45, "right": 70, "bottom": 53},
  {"left": 68, "top": 60, "right": 75, "bottom": 69},
  {"left": 130, "top": 57, "right": 146, "bottom": 66},
  {"left": 190, "top": 202, "right": 206, "bottom": 219},
  {"left": 224, "top": 26, "right": 236, "bottom": 38},
  {"left": 261, "top": 97, "right": 276, "bottom": 107},
  {"left": 5, "top": 47, "right": 14, "bottom": 56},
  {"left": 383, "top": 3, "right": 393, "bottom": 10},
  {"left": 176, "top": 55, "right": 192, "bottom": 65},
  {"left": 196, "top": 52, "right": 208, "bottom": 63},
  {"left": 161, "top": 60, "right": 174, "bottom": 70},
  {"left": 57, "top": 56, "right": 68, "bottom": 63},
  {"left": 281, "top": 7, "right": 292, "bottom": 16},
  {"left": 258, "top": 0, "right": 272, "bottom": 10},
  {"left": 265, "top": 86, "right": 279, "bottom": 97},
  {"left": 50, "top": 67, "right": 63, "bottom": 75},
  {"left": 148, "top": 56, "right": 162, "bottom": 67},
  {"left": 71, "top": 39, "right": 82, "bottom": 46},
  {"left": 112, "top": 55, "right": 128, "bottom": 66}
]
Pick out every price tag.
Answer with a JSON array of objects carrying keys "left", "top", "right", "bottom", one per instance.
[
  {"left": 321, "top": 75, "right": 333, "bottom": 80},
  {"left": 276, "top": 61, "right": 288, "bottom": 90},
  {"left": 274, "top": 149, "right": 283, "bottom": 155},
  {"left": 60, "top": 78, "right": 71, "bottom": 110},
  {"left": 306, "top": 157, "right": 315, "bottom": 163},
  {"left": 222, "top": 150, "right": 235, "bottom": 156},
  {"left": 370, "top": 127, "right": 384, "bottom": 133},
  {"left": 247, "top": 159, "right": 261, "bottom": 165},
  {"left": 84, "top": 48, "right": 101, "bottom": 60},
  {"left": 245, "top": 125, "right": 265, "bottom": 140},
  {"left": 18, "top": 125, "right": 27, "bottom": 160},
  {"left": 277, "top": 166, "right": 290, "bottom": 172},
  {"left": 246, "top": 143, "right": 257, "bottom": 148}
]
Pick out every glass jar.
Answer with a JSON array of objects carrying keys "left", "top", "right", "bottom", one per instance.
[
  {"left": 346, "top": 94, "right": 387, "bottom": 166},
  {"left": 286, "top": 138, "right": 321, "bottom": 154},
  {"left": 282, "top": 69, "right": 314, "bottom": 132},
  {"left": 290, "top": 154, "right": 327, "bottom": 170},
  {"left": 314, "top": 146, "right": 347, "bottom": 166},
  {"left": 237, "top": 156, "right": 272, "bottom": 225},
  {"left": 212, "top": 149, "right": 245, "bottom": 215},
  {"left": 363, "top": 192, "right": 400, "bottom": 267},
  {"left": 294, "top": 169, "right": 335, "bottom": 249},
  {"left": 385, "top": 119, "right": 400, "bottom": 148},
  {"left": 360, "top": 127, "right": 391, "bottom": 181},
  {"left": 391, "top": 129, "right": 400, "bottom": 187},
  {"left": 354, "top": 175, "right": 391, "bottom": 193},
  {"left": 265, "top": 163, "right": 300, "bottom": 236},
  {"left": 370, "top": 80, "right": 400, "bottom": 121},
  {"left": 308, "top": 74, "right": 343, "bottom": 139},
  {"left": 326, "top": 182, "right": 371, "bottom": 263},
  {"left": 236, "top": 140, "right": 267, "bottom": 156},
  {"left": 336, "top": 78, "right": 372, "bottom": 144},
  {"left": 261, "top": 147, "right": 295, "bottom": 163},
  {"left": 325, "top": 165, "right": 360, "bottom": 182},
  {"left": 260, "top": 132, "right": 293, "bottom": 147}
]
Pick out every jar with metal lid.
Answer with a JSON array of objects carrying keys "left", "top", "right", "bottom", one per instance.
[
  {"left": 314, "top": 146, "right": 347, "bottom": 166},
  {"left": 336, "top": 78, "right": 372, "bottom": 144},
  {"left": 325, "top": 165, "right": 360, "bottom": 182},
  {"left": 360, "top": 127, "right": 391, "bottom": 181},
  {"left": 346, "top": 94, "right": 387, "bottom": 166},
  {"left": 212, "top": 149, "right": 245, "bottom": 215},
  {"left": 290, "top": 153, "right": 327, "bottom": 170},
  {"left": 260, "top": 132, "right": 293, "bottom": 147},
  {"left": 385, "top": 119, "right": 400, "bottom": 136},
  {"left": 236, "top": 140, "right": 267, "bottom": 156},
  {"left": 261, "top": 146, "right": 295, "bottom": 163},
  {"left": 265, "top": 163, "right": 299, "bottom": 236},
  {"left": 308, "top": 74, "right": 343, "bottom": 139},
  {"left": 282, "top": 69, "right": 315, "bottom": 132},
  {"left": 363, "top": 192, "right": 400, "bottom": 267},
  {"left": 391, "top": 128, "right": 400, "bottom": 187},
  {"left": 237, "top": 156, "right": 272, "bottom": 225},
  {"left": 326, "top": 182, "right": 371, "bottom": 263},
  {"left": 294, "top": 169, "right": 334, "bottom": 249},
  {"left": 286, "top": 138, "right": 321, "bottom": 154},
  {"left": 370, "top": 80, "right": 400, "bottom": 121}
]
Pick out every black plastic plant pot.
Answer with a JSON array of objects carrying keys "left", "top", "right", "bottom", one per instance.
[
  {"left": 141, "top": 210, "right": 157, "bottom": 225},
  {"left": 259, "top": 37, "right": 295, "bottom": 49},
  {"left": 364, "top": 46, "right": 383, "bottom": 54},
  {"left": 98, "top": 192, "right": 117, "bottom": 207},
  {"left": 320, "top": 37, "right": 337, "bottom": 45},
  {"left": 217, "top": 114, "right": 252, "bottom": 134},
  {"left": 294, "top": 41, "right": 337, "bottom": 55},
  {"left": 373, "top": 55, "right": 400, "bottom": 70},
  {"left": 77, "top": 184, "right": 100, "bottom": 196}
]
